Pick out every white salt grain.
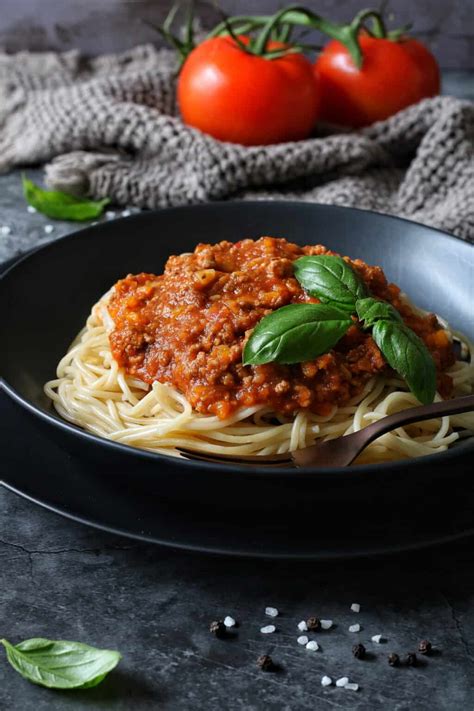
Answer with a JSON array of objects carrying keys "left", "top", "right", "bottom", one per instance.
[
  {"left": 0, "top": 225, "right": 11, "bottom": 235},
  {"left": 121, "top": 209, "right": 131, "bottom": 217},
  {"left": 260, "top": 625, "right": 276, "bottom": 634},
  {"left": 297, "top": 620, "right": 308, "bottom": 632},
  {"left": 320, "top": 619, "right": 333, "bottom": 630},
  {"left": 297, "top": 635, "right": 309, "bottom": 646},
  {"left": 371, "top": 634, "right": 383, "bottom": 644},
  {"left": 44, "top": 225, "right": 54, "bottom": 234},
  {"left": 306, "top": 640, "right": 319, "bottom": 651},
  {"left": 224, "top": 616, "right": 236, "bottom": 628},
  {"left": 27, "top": 206, "right": 37, "bottom": 213},
  {"left": 336, "top": 677, "right": 349, "bottom": 687},
  {"left": 106, "top": 211, "right": 116, "bottom": 220},
  {"left": 351, "top": 603, "right": 361, "bottom": 613},
  {"left": 265, "top": 606, "right": 279, "bottom": 618},
  {"left": 321, "top": 675, "right": 332, "bottom": 687},
  {"left": 345, "top": 683, "right": 359, "bottom": 691},
  {"left": 349, "top": 624, "right": 361, "bottom": 633}
]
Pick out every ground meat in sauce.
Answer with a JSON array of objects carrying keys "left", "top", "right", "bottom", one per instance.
[{"left": 107, "top": 237, "right": 455, "bottom": 419}]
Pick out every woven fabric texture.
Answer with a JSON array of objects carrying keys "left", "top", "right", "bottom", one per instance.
[{"left": 1, "top": 45, "right": 473, "bottom": 241}]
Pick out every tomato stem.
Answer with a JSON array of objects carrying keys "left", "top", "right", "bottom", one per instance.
[
  {"left": 253, "top": 5, "right": 305, "bottom": 55},
  {"left": 154, "top": 3, "right": 409, "bottom": 70},
  {"left": 387, "top": 22, "right": 413, "bottom": 40},
  {"left": 209, "top": 7, "right": 365, "bottom": 65},
  {"left": 350, "top": 9, "right": 387, "bottom": 39}
]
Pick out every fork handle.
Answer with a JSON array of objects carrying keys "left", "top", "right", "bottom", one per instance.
[{"left": 359, "top": 393, "right": 474, "bottom": 448}]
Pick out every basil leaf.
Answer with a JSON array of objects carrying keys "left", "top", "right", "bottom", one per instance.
[
  {"left": 294, "top": 255, "right": 367, "bottom": 313},
  {"left": 22, "top": 177, "right": 110, "bottom": 221},
  {"left": 372, "top": 321, "right": 437, "bottom": 404},
  {"left": 356, "top": 297, "right": 403, "bottom": 328},
  {"left": 243, "top": 303, "right": 352, "bottom": 366},
  {"left": 1, "top": 637, "right": 121, "bottom": 690}
]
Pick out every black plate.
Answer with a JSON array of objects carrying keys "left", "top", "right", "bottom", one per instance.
[
  {"left": 3, "top": 390, "right": 474, "bottom": 558},
  {"left": 1, "top": 202, "right": 473, "bottom": 557}
]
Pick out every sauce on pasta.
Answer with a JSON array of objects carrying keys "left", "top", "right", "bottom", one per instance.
[{"left": 107, "top": 237, "right": 454, "bottom": 419}]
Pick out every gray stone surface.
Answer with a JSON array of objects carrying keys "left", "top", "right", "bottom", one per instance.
[
  {"left": 1, "top": 491, "right": 474, "bottom": 710},
  {"left": 1, "top": 71, "right": 474, "bottom": 710}
]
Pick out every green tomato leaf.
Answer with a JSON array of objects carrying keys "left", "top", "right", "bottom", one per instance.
[
  {"left": 294, "top": 255, "right": 367, "bottom": 313},
  {"left": 1, "top": 637, "right": 121, "bottom": 690},
  {"left": 372, "top": 320, "right": 437, "bottom": 404},
  {"left": 22, "top": 176, "right": 110, "bottom": 221},
  {"left": 356, "top": 296, "right": 403, "bottom": 329},
  {"left": 243, "top": 303, "right": 352, "bottom": 366}
]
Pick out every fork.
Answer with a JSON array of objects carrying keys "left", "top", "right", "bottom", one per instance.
[{"left": 177, "top": 394, "right": 474, "bottom": 468}]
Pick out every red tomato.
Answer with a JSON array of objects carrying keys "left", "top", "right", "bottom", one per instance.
[
  {"left": 314, "top": 35, "right": 440, "bottom": 127},
  {"left": 178, "top": 36, "right": 320, "bottom": 145}
]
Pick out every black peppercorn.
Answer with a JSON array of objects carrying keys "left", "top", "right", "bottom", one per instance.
[
  {"left": 352, "top": 643, "right": 366, "bottom": 659},
  {"left": 418, "top": 639, "right": 432, "bottom": 655},
  {"left": 405, "top": 652, "right": 418, "bottom": 667},
  {"left": 388, "top": 652, "right": 400, "bottom": 667},
  {"left": 209, "top": 620, "right": 226, "bottom": 638},
  {"left": 257, "top": 654, "right": 274, "bottom": 671},
  {"left": 306, "top": 617, "right": 321, "bottom": 632}
]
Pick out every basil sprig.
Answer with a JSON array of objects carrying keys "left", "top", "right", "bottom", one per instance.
[
  {"left": 243, "top": 304, "right": 352, "bottom": 365},
  {"left": 356, "top": 296, "right": 403, "bottom": 328},
  {"left": 23, "top": 176, "right": 110, "bottom": 221},
  {"left": 294, "top": 255, "right": 367, "bottom": 313},
  {"left": 355, "top": 297, "right": 436, "bottom": 404},
  {"left": 243, "top": 256, "right": 437, "bottom": 404},
  {"left": 1, "top": 637, "right": 121, "bottom": 690},
  {"left": 371, "top": 320, "right": 437, "bottom": 405}
]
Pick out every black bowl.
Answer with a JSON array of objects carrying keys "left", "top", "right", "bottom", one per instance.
[{"left": 1, "top": 202, "right": 473, "bottom": 510}]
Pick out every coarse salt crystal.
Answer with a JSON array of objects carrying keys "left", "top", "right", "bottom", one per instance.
[
  {"left": 320, "top": 619, "right": 333, "bottom": 630},
  {"left": 371, "top": 634, "right": 383, "bottom": 644},
  {"left": 224, "top": 616, "right": 236, "bottom": 628},
  {"left": 260, "top": 625, "right": 275, "bottom": 634},
  {"left": 321, "top": 675, "right": 332, "bottom": 687},
  {"left": 351, "top": 603, "right": 361, "bottom": 613},
  {"left": 349, "top": 624, "right": 361, "bottom": 633},
  {"left": 0, "top": 225, "right": 11, "bottom": 235},
  {"left": 106, "top": 211, "right": 116, "bottom": 219},
  {"left": 345, "top": 683, "right": 359, "bottom": 691},
  {"left": 27, "top": 206, "right": 37, "bottom": 213},
  {"left": 297, "top": 620, "right": 308, "bottom": 632},
  {"left": 265, "top": 606, "right": 279, "bottom": 618},
  {"left": 121, "top": 209, "right": 131, "bottom": 217},
  {"left": 44, "top": 225, "right": 54, "bottom": 234},
  {"left": 306, "top": 640, "right": 319, "bottom": 651},
  {"left": 297, "top": 635, "right": 309, "bottom": 646},
  {"left": 336, "top": 677, "right": 349, "bottom": 687}
]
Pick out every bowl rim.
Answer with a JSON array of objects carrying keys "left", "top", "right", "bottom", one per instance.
[{"left": 2, "top": 200, "right": 473, "bottom": 479}]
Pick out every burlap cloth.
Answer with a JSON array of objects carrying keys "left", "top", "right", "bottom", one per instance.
[{"left": 1, "top": 44, "right": 473, "bottom": 241}]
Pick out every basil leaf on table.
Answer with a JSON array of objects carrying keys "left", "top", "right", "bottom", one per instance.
[
  {"left": 356, "top": 296, "right": 403, "bottom": 328},
  {"left": 243, "top": 303, "right": 353, "bottom": 366},
  {"left": 1, "top": 637, "right": 121, "bottom": 690},
  {"left": 371, "top": 320, "right": 437, "bottom": 405},
  {"left": 22, "top": 177, "right": 110, "bottom": 221},
  {"left": 294, "top": 255, "right": 367, "bottom": 313}
]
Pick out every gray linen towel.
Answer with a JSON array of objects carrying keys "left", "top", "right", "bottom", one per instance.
[{"left": 1, "top": 44, "right": 473, "bottom": 241}]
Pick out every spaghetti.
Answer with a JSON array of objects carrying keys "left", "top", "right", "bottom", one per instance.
[{"left": 44, "top": 302, "right": 474, "bottom": 464}]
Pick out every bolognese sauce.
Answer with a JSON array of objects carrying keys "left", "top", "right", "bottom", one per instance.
[{"left": 107, "top": 237, "right": 455, "bottom": 419}]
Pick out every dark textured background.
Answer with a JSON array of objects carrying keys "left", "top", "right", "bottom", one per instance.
[
  {"left": 1, "top": 3, "right": 473, "bottom": 708},
  {"left": 1, "top": 0, "right": 473, "bottom": 68}
]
